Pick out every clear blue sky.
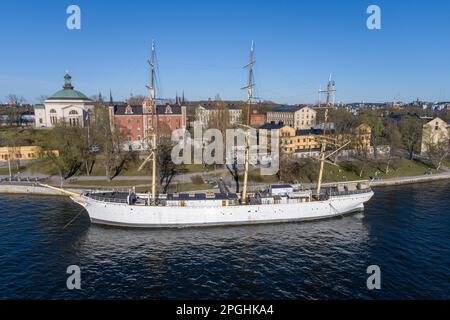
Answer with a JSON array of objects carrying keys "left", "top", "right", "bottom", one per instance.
[{"left": 1, "top": 0, "right": 449, "bottom": 104}]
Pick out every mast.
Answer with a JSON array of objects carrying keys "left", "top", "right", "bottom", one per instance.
[
  {"left": 146, "top": 40, "right": 157, "bottom": 205},
  {"left": 245, "top": 41, "right": 255, "bottom": 125},
  {"left": 240, "top": 41, "right": 254, "bottom": 204},
  {"left": 150, "top": 132, "right": 157, "bottom": 205},
  {"left": 150, "top": 40, "right": 156, "bottom": 102},
  {"left": 316, "top": 75, "right": 336, "bottom": 198}
]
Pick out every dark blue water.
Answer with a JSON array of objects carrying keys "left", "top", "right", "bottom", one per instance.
[{"left": 0, "top": 181, "right": 449, "bottom": 299}]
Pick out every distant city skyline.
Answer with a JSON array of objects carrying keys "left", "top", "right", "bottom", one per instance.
[{"left": 1, "top": 0, "right": 450, "bottom": 104}]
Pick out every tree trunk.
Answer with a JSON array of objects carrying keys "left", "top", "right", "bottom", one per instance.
[
  {"left": 85, "top": 159, "right": 90, "bottom": 176},
  {"left": 385, "top": 157, "right": 391, "bottom": 174}
]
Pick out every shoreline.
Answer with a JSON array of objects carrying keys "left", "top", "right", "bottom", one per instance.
[
  {"left": 369, "top": 172, "right": 450, "bottom": 187},
  {"left": 0, "top": 172, "right": 449, "bottom": 197}
]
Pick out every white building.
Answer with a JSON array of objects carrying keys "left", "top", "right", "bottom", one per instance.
[
  {"left": 195, "top": 104, "right": 243, "bottom": 128},
  {"left": 266, "top": 106, "right": 317, "bottom": 130},
  {"left": 34, "top": 73, "right": 94, "bottom": 128}
]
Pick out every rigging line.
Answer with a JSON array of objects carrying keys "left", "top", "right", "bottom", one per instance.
[
  {"left": 114, "top": 60, "right": 145, "bottom": 100},
  {"left": 62, "top": 208, "right": 85, "bottom": 230},
  {"left": 273, "top": 68, "right": 320, "bottom": 88},
  {"left": 264, "top": 80, "right": 319, "bottom": 95},
  {"left": 154, "top": 50, "right": 163, "bottom": 100},
  {"left": 157, "top": 53, "right": 242, "bottom": 71},
  {"left": 261, "top": 92, "right": 317, "bottom": 101},
  {"left": 253, "top": 68, "right": 264, "bottom": 102}
]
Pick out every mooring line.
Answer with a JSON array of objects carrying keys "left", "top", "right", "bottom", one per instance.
[{"left": 63, "top": 209, "right": 84, "bottom": 230}]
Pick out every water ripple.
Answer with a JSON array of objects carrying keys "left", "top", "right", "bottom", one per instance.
[{"left": 0, "top": 181, "right": 449, "bottom": 299}]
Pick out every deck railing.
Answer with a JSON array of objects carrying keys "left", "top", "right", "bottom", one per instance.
[
  {"left": 83, "top": 193, "right": 128, "bottom": 204},
  {"left": 328, "top": 188, "right": 372, "bottom": 197}
]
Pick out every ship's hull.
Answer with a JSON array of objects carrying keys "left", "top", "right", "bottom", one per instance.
[{"left": 72, "top": 190, "right": 374, "bottom": 228}]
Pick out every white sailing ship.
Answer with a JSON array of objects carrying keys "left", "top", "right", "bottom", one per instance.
[
  {"left": 51, "top": 41, "right": 374, "bottom": 228},
  {"left": 69, "top": 183, "right": 373, "bottom": 228}
]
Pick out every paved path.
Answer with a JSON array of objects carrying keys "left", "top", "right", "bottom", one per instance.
[
  {"left": 2, "top": 167, "right": 449, "bottom": 189},
  {"left": 369, "top": 171, "right": 450, "bottom": 187},
  {"left": 0, "top": 167, "right": 230, "bottom": 184}
]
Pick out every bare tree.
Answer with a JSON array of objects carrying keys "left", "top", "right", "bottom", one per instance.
[
  {"left": 5, "top": 94, "right": 25, "bottom": 106},
  {"left": 38, "top": 95, "right": 48, "bottom": 103},
  {"left": 127, "top": 95, "right": 146, "bottom": 105},
  {"left": 93, "top": 106, "right": 128, "bottom": 180},
  {"left": 157, "top": 138, "right": 186, "bottom": 193},
  {"left": 384, "top": 123, "right": 402, "bottom": 174},
  {"left": 358, "top": 109, "right": 384, "bottom": 159},
  {"left": 37, "top": 123, "right": 85, "bottom": 187},
  {"left": 226, "top": 157, "right": 240, "bottom": 193},
  {"left": 425, "top": 140, "right": 449, "bottom": 171},
  {"left": 207, "top": 101, "right": 230, "bottom": 133},
  {"left": 279, "top": 154, "right": 319, "bottom": 183},
  {"left": 399, "top": 116, "right": 422, "bottom": 160}
]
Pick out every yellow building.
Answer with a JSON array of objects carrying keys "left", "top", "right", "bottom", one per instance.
[
  {"left": 0, "top": 146, "right": 59, "bottom": 162},
  {"left": 421, "top": 118, "right": 449, "bottom": 155},
  {"left": 336, "top": 123, "right": 372, "bottom": 152},
  {"left": 280, "top": 127, "right": 321, "bottom": 154},
  {"left": 278, "top": 123, "right": 372, "bottom": 155}
]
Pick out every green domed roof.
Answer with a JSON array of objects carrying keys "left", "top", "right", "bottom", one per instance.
[
  {"left": 48, "top": 88, "right": 89, "bottom": 100},
  {"left": 47, "top": 73, "right": 91, "bottom": 101}
]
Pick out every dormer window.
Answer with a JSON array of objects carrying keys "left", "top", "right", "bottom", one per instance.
[
  {"left": 165, "top": 105, "right": 172, "bottom": 114},
  {"left": 125, "top": 105, "right": 133, "bottom": 115}
]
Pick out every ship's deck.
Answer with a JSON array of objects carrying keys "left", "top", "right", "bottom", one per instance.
[
  {"left": 83, "top": 191, "right": 239, "bottom": 204},
  {"left": 84, "top": 191, "right": 129, "bottom": 203},
  {"left": 83, "top": 186, "right": 372, "bottom": 205}
]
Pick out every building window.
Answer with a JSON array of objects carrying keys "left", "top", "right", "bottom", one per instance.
[{"left": 39, "top": 118, "right": 43, "bottom": 124}]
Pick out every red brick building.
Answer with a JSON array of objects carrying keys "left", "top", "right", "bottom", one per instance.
[
  {"left": 250, "top": 109, "right": 267, "bottom": 127},
  {"left": 109, "top": 98, "right": 187, "bottom": 150}
]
